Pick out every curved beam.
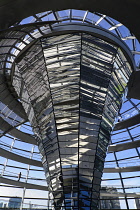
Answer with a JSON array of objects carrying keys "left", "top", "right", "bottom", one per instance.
[
  {"left": 9, "top": 128, "right": 37, "bottom": 145},
  {"left": 14, "top": 22, "right": 135, "bottom": 70},
  {"left": 0, "top": 0, "right": 140, "bottom": 43},
  {"left": 0, "top": 148, "right": 42, "bottom": 167},
  {"left": 0, "top": 176, "right": 48, "bottom": 191},
  {"left": 114, "top": 113, "right": 140, "bottom": 131},
  {"left": 108, "top": 139, "right": 140, "bottom": 152},
  {"left": 1, "top": 176, "right": 140, "bottom": 197},
  {"left": 104, "top": 165, "right": 140, "bottom": 173},
  {"left": 100, "top": 192, "right": 140, "bottom": 198},
  {"left": 0, "top": 75, "right": 27, "bottom": 120},
  {"left": 0, "top": 116, "right": 37, "bottom": 145}
]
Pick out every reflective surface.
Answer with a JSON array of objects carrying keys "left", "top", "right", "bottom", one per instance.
[{"left": 11, "top": 31, "right": 132, "bottom": 209}]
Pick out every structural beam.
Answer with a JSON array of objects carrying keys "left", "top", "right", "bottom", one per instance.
[
  {"left": 113, "top": 113, "right": 140, "bottom": 131},
  {"left": 0, "top": 176, "right": 48, "bottom": 191},
  {"left": 0, "top": 76, "right": 27, "bottom": 120},
  {"left": 1, "top": 176, "right": 140, "bottom": 197},
  {"left": 100, "top": 192, "right": 140, "bottom": 198},
  {"left": 9, "top": 128, "right": 37, "bottom": 145},
  {"left": 0, "top": 148, "right": 42, "bottom": 167},
  {"left": 0, "top": 116, "right": 37, "bottom": 145},
  {"left": 104, "top": 165, "right": 140, "bottom": 173},
  {"left": 108, "top": 139, "right": 140, "bottom": 152}
]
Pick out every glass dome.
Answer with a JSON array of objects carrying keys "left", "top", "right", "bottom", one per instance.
[{"left": 0, "top": 9, "right": 140, "bottom": 209}]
